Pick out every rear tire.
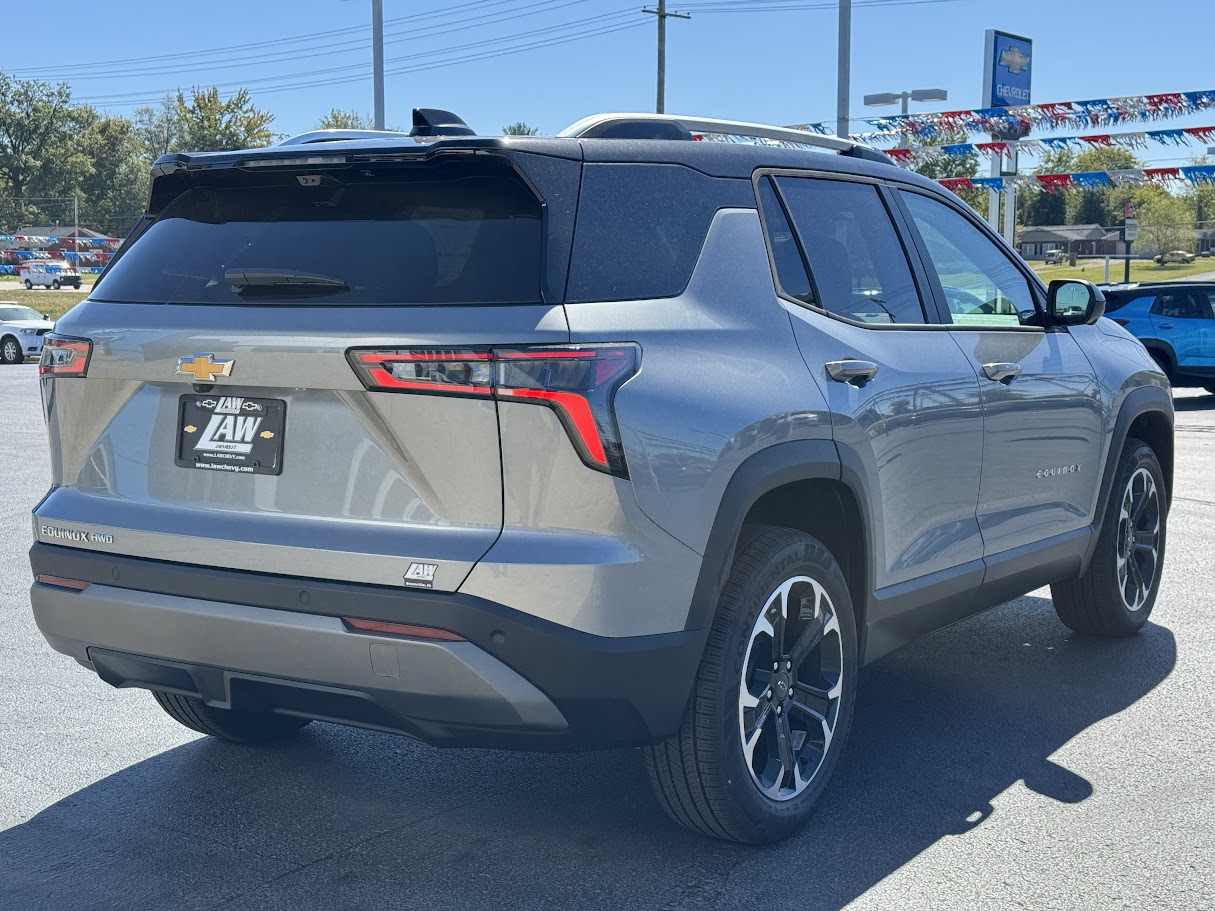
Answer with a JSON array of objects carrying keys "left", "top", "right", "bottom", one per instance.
[
  {"left": 23, "top": 279, "right": 32, "bottom": 289},
  {"left": 151, "top": 690, "right": 311, "bottom": 743},
  {"left": 643, "top": 526, "right": 858, "bottom": 843},
  {"left": 1051, "top": 438, "right": 1166, "bottom": 636},
  {"left": 51, "top": 279, "right": 60, "bottom": 290}
]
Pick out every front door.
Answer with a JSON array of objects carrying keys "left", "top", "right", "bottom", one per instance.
[
  {"left": 894, "top": 188, "right": 1106, "bottom": 558},
  {"left": 756, "top": 175, "right": 986, "bottom": 598}
]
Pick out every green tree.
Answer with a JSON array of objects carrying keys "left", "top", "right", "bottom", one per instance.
[
  {"left": 132, "top": 95, "right": 183, "bottom": 163},
  {"left": 1069, "top": 147, "right": 1140, "bottom": 226},
  {"left": 172, "top": 87, "right": 274, "bottom": 152},
  {"left": 77, "top": 116, "right": 149, "bottom": 235},
  {"left": 908, "top": 128, "right": 984, "bottom": 213},
  {"left": 317, "top": 108, "right": 373, "bottom": 130},
  {"left": 502, "top": 121, "right": 539, "bottom": 136},
  {"left": 1017, "top": 148, "right": 1073, "bottom": 227},
  {"left": 1135, "top": 190, "right": 1195, "bottom": 254},
  {"left": 0, "top": 74, "right": 75, "bottom": 205}
]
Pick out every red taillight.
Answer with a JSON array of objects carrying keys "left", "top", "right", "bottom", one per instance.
[
  {"left": 341, "top": 617, "right": 465, "bottom": 641},
  {"left": 39, "top": 335, "right": 92, "bottom": 377},
  {"left": 347, "top": 344, "right": 640, "bottom": 477}
]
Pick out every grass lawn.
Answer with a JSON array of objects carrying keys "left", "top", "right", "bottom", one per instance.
[
  {"left": 1029, "top": 259, "right": 1215, "bottom": 285},
  {"left": 0, "top": 280, "right": 93, "bottom": 321}
]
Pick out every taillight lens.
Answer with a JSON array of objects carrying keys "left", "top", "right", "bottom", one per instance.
[
  {"left": 348, "top": 344, "right": 640, "bottom": 477},
  {"left": 39, "top": 334, "right": 92, "bottom": 377}
]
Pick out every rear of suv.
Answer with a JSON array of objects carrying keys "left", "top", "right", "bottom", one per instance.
[{"left": 29, "top": 110, "right": 1174, "bottom": 843}]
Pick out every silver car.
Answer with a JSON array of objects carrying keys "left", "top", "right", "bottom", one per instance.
[
  {"left": 29, "top": 110, "right": 1173, "bottom": 843},
  {"left": 0, "top": 302, "right": 54, "bottom": 364}
]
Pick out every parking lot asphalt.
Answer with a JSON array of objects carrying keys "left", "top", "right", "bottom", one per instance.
[{"left": 1, "top": 362, "right": 1212, "bottom": 911}]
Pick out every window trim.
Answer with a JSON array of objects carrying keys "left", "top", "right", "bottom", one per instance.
[
  {"left": 752, "top": 168, "right": 943, "bottom": 331},
  {"left": 890, "top": 184, "right": 1049, "bottom": 334}
]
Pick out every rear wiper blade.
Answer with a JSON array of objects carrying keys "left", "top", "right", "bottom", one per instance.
[{"left": 224, "top": 268, "right": 349, "bottom": 294}]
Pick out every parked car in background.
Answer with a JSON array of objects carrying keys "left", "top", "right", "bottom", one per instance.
[
  {"left": 17, "top": 260, "right": 82, "bottom": 290},
  {"left": 1043, "top": 248, "right": 1067, "bottom": 265},
  {"left": 1153, "top": 250, "right": 1196, "bottom": 265},
  {"left": 0, "top": 302, "right": 54, "bottom": 364},
  {"left": 1104, "top": 282, "right": 1215, "bottom": 393}
]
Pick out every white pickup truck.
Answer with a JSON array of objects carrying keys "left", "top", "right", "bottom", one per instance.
[{"left": 17, "top": 260, "right": 82, "bottom": 290}]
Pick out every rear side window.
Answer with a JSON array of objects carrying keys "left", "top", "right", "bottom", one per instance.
[
  {"left": 565, "top": 163, "right": 752, "bottom": 303},
  {"left": 1149, "top": 290, "right": 1214, "bottom": 319},
  {"left": 92, "top": 166, "right": 543, "bottom": 306},
  {"left": 773, "top": 176, "right": 927, "bottom": 325}
]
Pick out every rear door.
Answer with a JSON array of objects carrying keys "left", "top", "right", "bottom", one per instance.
[
  {"left": 35, "top": 152, "right": 571, "bottom": 592},
  {"left": 1149, "top": 288, "right": 1215, "bottom": 371},
  {"left": 757, "top": 174, "right": 987, "bottom": 598},
  {"left": 893, "top": 187, "right": 1106, "bottom": 558}
]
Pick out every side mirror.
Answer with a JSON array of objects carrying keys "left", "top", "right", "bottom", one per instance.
[{"left": 1048, "top": 279, "right": 1105, "bottom": 326}]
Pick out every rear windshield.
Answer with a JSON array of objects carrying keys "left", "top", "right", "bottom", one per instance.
[{"left": 92, "top": 169, "right": 543, "bottom": 306}]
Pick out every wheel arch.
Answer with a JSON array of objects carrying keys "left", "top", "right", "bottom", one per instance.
[
  {"left": 1082, "top": 384, "right": 1174, "bottom": 572},
  {"left": 684, "top": 439, "right": 874, "bottom": 658},
  {"left": 1140, "top": 340, "right": 1176, "bottom": 378}
]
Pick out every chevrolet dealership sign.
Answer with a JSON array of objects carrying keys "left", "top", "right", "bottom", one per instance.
[{"left": 984, "top": 30, "right": 1032, "bottom": 108}]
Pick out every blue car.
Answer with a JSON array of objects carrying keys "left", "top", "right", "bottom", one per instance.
[{"left": 1104, "top": 282, "right": 1215, "bottom": 393}]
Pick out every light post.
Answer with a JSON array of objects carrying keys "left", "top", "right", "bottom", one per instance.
[{"left": 863, "top": 89, "right": 948, "bottom": 148}]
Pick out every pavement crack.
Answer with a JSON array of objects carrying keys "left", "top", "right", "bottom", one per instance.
[{"left": 1173, "top": 496, "right": 1215, "bottom": 508}]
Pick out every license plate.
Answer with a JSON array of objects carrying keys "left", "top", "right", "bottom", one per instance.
[{"left": 175, "top": 395, "right": 286, "bottom": 476}]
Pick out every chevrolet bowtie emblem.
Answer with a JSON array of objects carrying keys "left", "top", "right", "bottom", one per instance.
[
  {"left": 999, "top": 46, "right": 1030, "bottom": 75},
  {"left": 176, "top": 354, "right": 234, "bottom": 382}
]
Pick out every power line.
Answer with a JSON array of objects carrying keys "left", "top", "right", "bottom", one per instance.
[
  {"left": 76, "top": 12, "right": 643, "bottom": 107},
  {"left": 34, "top": 0, "right": 600, "bottom": 83},
  {"left": 7, "top": 0, "right": 525, "bottom": 76}
]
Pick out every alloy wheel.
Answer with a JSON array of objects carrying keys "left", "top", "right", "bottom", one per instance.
[
  {"left": 1117, "top": 466, "right": 1161, "bottom": 612},
  {"left": 2, "top": 339, "right": 17, "bottom": 362},
  {"left": 738, "top": 575, "right": 843, "bottom": 801}
]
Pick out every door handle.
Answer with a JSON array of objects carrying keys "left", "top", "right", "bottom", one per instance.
[
  {"left": 982, "top": 362, "right": 1023, "bottom": 385},
  {"left": 825, "top": 359, "right": 879, "bottom": 387},
  {"left": 1158, "top": 324, "right": 1173, "bottom": 330}
]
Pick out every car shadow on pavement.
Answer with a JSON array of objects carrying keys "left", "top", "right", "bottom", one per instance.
[
  {"left": 1173, "top": 392, "right": 1215, "bottom": 411},
  {"left": 1, "top": 595, "right": 1176, "bottom": 911}
]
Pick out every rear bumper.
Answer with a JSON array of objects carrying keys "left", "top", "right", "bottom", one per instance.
[{"left": 29, "top": 544, "right": 707, "bottom": 749}]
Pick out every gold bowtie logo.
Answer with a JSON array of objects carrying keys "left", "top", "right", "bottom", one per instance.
[{"left": 176, "top": 354, "right": 234, "bottom": 382}]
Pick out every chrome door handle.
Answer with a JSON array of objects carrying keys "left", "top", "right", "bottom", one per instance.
[
  {"left": 825, "top": 359, "right": 879, "bottom": 387},
  {"left": 982, "top": 362, "right": 1023, "bottom": 385}
]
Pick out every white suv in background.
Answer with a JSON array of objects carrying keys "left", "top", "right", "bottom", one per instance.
[{"left": 0, "top": 302, "right": 54, "bottom": 364}]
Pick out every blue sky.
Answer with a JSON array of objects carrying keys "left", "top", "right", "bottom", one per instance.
[{"left": 5, "top": 0, "right": 1210, "bottom": 168}]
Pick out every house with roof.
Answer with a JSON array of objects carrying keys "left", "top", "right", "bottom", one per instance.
[{"left": 1016, "top": 224, "right": 1122, "bottom": 260}]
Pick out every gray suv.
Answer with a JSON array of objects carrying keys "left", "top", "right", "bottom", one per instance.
[{"left": 29, "top": 110, "right": 1173, "bottom": 844}]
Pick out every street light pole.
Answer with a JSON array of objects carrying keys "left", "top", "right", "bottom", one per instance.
[
  {"left": 862, "top": 88, "right": 948, "bottom": 149},
  {"left": 372, "top": 0, "right": 385, "bottom": 129},
  {"left": 836, "top": 0, "right": 851, "bottom": 138}
]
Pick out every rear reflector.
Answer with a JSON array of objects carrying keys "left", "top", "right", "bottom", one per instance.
[
  {"left": 34, "top": 574, "right": 91, "bottom": 591},
  {"left": 347, "top": 344, "right": 639, "bottom": 477},
  {"left": 39, "top": 335, "right": 92, "bottom": 377},
  {"left": 341, "top": 617, "right": 465, "bottom": 641}
]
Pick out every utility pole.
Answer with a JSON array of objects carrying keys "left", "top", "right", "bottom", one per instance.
[
  {"left": 372, "top": 0, "right": 385, "bottom": 129},
  {"left": 836, "top": 0, "right": 851, "bottom": 137},
  {"left": 643, "top": 1, "right": 690, "bottom": 114},
  {"left": 73, "top": 195, "right": 78, "bottom": 268}
]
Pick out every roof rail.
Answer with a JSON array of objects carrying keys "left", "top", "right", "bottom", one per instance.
[
  {"left": 279, "top": 129, "right": 412, "bottom": 146},
  {"left": 557, "top": 113, "right": 891, "bottom": 164}
]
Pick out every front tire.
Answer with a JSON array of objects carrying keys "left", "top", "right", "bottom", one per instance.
[
  {"left": 23, "top": 279, "right": 32, "bottom": 289},
  {"left": 1051, "top": 438, "right": 1166, "bottom": 636},
  {"left": 644, "top": 526, "right": 858, "bottom": 843},
  {"left": 51, "top": 279, "right": 60, "bottom": 289},
  {"left": 151, "top": 690, "right": 311, "bottom": 743},
  {"left": 1, "top": 336, "right": 23, "bottom": 364}
]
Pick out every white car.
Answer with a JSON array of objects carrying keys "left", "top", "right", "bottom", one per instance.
[
  {"left": 1153, "top": 250, "right": 1196, "bottom": 265},
  {"left": 0, "top": 302, "right": 54, "bottom": 364},
  {"left": 17, "top": 260, "right": 82, "bottom": 290}
]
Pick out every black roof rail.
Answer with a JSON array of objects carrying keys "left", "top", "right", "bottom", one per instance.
[{"left": 557, "top": 113, "right": 891, "bottom": 164}]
